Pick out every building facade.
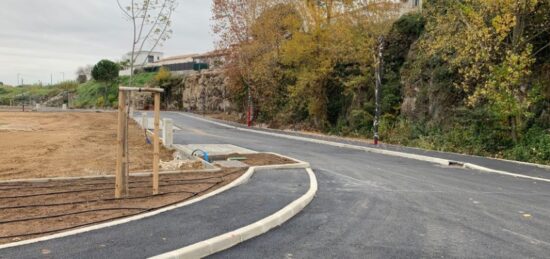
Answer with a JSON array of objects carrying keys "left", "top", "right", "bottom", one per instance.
[{"left": 119, "top": 51, "right": 164, "bottom": 76}]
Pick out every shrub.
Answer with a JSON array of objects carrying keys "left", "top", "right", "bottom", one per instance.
[
  {"left": 92, "top": 60, "right": 120, "bottom": 83},
  {"left": 506, "top": 127, "right": 550, "bottom": 164},
  {"left": 154, "top": 67, "right": 172, "bottom": 85}
]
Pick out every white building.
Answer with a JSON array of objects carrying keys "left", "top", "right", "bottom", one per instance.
[{"left": 120, "top": 51, "right": 164, "bottom": 76}]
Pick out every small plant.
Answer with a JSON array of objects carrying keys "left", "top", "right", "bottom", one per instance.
[{"left": 154, "top": 67, "right": 172, "bottom": 86}]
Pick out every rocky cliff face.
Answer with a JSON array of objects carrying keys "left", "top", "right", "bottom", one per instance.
[{"left": 181, "top": 69, "right": 231, "bottom": 112}]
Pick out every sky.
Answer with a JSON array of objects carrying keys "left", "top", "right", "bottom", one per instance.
[{"left": 0, "top": 0, "right": 215, "bottom": 86}]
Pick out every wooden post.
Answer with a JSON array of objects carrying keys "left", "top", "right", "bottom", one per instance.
[
  {"left": 153, "top": 93, "right": 161, "bottom": 195},
  {"left": 115, "top": 90, "right": 127, "bottom": 198},
  {"left": 122, "top": 100, "right": 129, "bottom": 196}
]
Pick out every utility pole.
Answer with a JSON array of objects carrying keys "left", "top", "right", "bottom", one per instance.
[
  {"left": 247, "top": 85, "right": 252, "bottom": 127},
  {"left": 373, "top": 36, "right": 384, "bottom": 145}
]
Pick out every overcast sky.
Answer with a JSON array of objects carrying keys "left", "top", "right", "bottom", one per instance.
[{"left": 0, "top": 0, "right": 214, "bottom": 86}]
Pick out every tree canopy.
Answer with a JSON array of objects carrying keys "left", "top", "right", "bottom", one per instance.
[{"left": 91, "top": 60, "right": 120, "bottom": 83}]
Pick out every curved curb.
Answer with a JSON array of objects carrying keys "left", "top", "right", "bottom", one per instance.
[
  {"left": 0, "top": 154, "right": 309, "bottom": 250},
  {"left": 150, "top": 167, "right": 317, "bottom": 259}
]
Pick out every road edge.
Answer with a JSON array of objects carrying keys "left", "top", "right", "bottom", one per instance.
[
  {"left": 177, "top": 112, "right": 550, "bottom": 183},
  {"left": 149, "top": 167, "right": 318, "bottom": 259},
  {"left": 190, "top": 112, "right": 550, "bottom": 171}
]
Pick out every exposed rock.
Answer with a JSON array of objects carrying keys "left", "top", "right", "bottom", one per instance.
[
  {"left": 42, "top": 92, "right": 66, "bottom": 107},
  {"left": 181, "top": 69, "right": 232, "bottom": 112}
]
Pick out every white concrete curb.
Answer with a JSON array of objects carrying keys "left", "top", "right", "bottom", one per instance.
[
  {"left": 463, "top": 163, "right": 550, "bottom": 183},
  {"left": 177, "top": 112, "right": 550, "bottom": 183},
  {"left": 150, "top": 167, "right": 317, "bottom": 259},
  {"left": 0, "top": 153, "right": 308, "bottom": 250}
]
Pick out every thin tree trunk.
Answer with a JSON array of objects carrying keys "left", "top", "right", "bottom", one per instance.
[{"left": 509, "top": 116, "right": 518, "bottom": 144}]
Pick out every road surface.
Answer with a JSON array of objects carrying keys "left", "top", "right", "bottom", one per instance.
[{"left": 165, "top": 112, "right": 550, "bottom": 258}]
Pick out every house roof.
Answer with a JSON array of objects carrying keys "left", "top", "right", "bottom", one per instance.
[
  {"left": 157, "top": 54, "right": 198, "bottom": 62},
  {"left": 193, "top": 49, "right": 229, "bottom": 59},
  {"left": 125, "top": 50, "right": 164, "bottom": 56}
]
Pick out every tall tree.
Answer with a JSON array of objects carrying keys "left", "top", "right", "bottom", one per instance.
[
  {"left": 117, "top": 0, "right": 177, "bottom": 87},
  {"left": 213, "top": 0, "right": 400, "bottom": 128}
]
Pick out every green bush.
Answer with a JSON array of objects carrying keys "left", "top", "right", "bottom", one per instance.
[
  {"left": 92, "top": 60, "right": 120, "bottom": 82},
  {"left": 348, "top": 109, "right": 373, "bottom": 135},
  {"left": 506, "top": 127, "right": 550, "bottom": 165}
]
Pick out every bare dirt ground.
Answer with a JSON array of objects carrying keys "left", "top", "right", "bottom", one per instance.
[{"left": 0, "top": 112, "right": 174, "bottom": 180}]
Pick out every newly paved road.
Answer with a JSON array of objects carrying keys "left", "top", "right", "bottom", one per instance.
[
  {"left": 162, "top": 112, "right": 550, "bottom": 258},
  {"left": 0, "top": 169, "right": 309, "bottom": 259}
]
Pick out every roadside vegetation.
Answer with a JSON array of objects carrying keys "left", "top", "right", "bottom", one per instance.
[
  {"left": 0, "top": 81, "right": 78, "bottom": 106},
  {"left": 73, "top": 72, "right": 157, "bottom": 108},
  {"left": 213, "top": 0, "right": 550, "bottom": 164},
  {"left": 0, "top": 72, "right": 157, "bottom": 109}
]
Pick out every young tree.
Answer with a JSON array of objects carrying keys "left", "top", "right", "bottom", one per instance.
[
  {"left": 117, "top": 0, "right": 177, "bottom": 87},
  {"left": 92, "top": 60, "right": 120, "bottom": 107}
]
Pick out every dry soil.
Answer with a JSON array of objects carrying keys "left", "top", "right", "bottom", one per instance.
[{"left": 0, "top": 112, "right": 173, "bottom": 180}]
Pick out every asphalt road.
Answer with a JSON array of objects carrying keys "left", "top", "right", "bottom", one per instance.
[{"left": 163, "top": 112, "right": 550, "bottom": 258}]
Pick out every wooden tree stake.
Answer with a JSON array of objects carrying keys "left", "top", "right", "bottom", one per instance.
[
  {"left": 115, "top": 91, "right": 127, "bottom": 198},
  {"left": 115, "top": 86, "right": 163, "bottom": 198},
  {"left": 153, "top": 92, "right": 161, "bottom": 195}
]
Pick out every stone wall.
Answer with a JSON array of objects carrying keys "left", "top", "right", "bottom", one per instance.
[{"left": 181, "top": 69, "right": 231, "bottom": 112}]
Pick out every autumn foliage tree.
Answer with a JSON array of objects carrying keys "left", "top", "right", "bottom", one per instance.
[
  {"left": 213, "top": 0, "right": 400, "bottom": 129},
  {"left": 403, "top": 0, "right": 550, "bottom": 144}
]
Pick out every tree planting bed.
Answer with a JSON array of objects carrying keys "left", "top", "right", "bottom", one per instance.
[{"left": 0, "top": 152, "right": 294, "bottom": 245}]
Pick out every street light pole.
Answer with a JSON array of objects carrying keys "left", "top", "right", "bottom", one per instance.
[
  {"left": 247, "top": 85, "right": 252, "bottom": 127},
  {"left": 373, "top": 36, "right": 384, "bottom": 146}
]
